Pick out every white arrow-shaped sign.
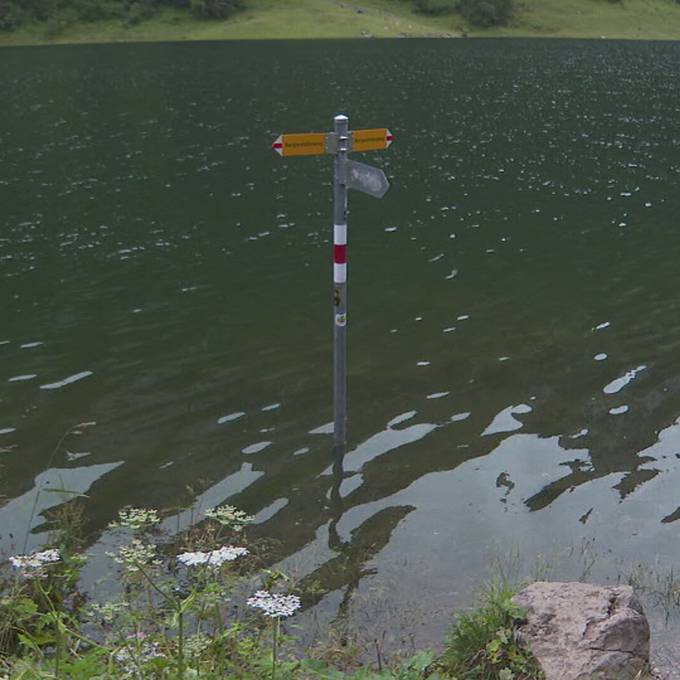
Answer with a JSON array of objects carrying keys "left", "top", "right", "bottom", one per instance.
[{"left": 344, "top": 160, "right": 390, "bottom": 199}]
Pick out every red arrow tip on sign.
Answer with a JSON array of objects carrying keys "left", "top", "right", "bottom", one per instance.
[
  {"left": 272, "top": 135, "right": 284, "bottom": 155},
  {"left": 386, "top": 130, "right": 394, "bottom": 148}
]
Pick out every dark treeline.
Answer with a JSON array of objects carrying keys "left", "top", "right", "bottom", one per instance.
[
  {"left": 0, "top": 0, "right": 243, "bottom": 32},
  {"left": 410, "top": 0, "right": 514, "bottom": 27}
]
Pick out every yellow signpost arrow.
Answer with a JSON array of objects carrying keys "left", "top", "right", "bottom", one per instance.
[
  {"left": 351, "top": 128, "right": 394, "bottom": 153},
  {"left": 271, "top": 132, "right": 329, "bottom": 157}
]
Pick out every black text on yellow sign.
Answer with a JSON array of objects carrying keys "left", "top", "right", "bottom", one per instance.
[{"left": 272, "top": 128, "right": 394, "bottom": 157}]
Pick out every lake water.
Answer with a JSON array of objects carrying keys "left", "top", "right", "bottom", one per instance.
[{"left": 3, "top": 37, "right": 680, "bottom": 670}]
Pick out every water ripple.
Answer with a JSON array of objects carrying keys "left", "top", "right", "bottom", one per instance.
[{"left": 40, "top": 371, "right": 93, "bottom": 390}]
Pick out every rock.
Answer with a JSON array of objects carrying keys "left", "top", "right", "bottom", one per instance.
[{"left": 513, "top": 581, "right": 651, "bottom": 680}]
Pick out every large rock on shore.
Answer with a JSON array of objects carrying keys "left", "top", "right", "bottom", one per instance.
[{"left": 513, "top": 581, "right": 651, "bottom": 680}]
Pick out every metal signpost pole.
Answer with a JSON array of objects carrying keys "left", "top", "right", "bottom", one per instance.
[
  {"left": 272, "top": 118, "right": 392, "bottom": 451},
  {"left": 333, "top": 114, "right": 349, "bottom": 450}
]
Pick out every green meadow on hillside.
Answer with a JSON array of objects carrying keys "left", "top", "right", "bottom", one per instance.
[{"left": 3, "top": 0, "right": 680, "bottom": 45}]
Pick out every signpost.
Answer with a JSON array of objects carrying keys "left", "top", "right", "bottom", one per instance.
[
  {"left": 271, "top": 132, "right": 330, "bottom": 157},
  {"left": 272, "top": 127, "right": 394, "bottom": 157},
  {"left": 272, "top": 115, "right": 394, "bottom": 450}
]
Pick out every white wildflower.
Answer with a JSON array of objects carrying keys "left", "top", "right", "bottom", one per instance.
[
  {"left": 110, "top": 507, "right": 160, "bottom": 531},
  {"left": 247, "top": 590, "right": 301, "bottom": 618},
  {"left": 107, "top": 539, "right": 160, "bottom": 573},
  {"left": 114, "top": 635, "right": 165, "bottom": 678},
  {"left": 177, "top": 545, "right": 248, "bottom": 568},
  {"left": 204, "top": 505, "right": 254, "bottom": 529},
  {"left": 9, "top": 548, "right": 60, "bottom": 576},
  {"left": 184, "top": 633, "right": 212, "bottom": 658},
  {"left": 86, "top": 601, "right": 130, "bottom": 624}
]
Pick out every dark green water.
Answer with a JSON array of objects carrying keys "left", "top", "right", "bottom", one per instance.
[{"left": 3, "top": 38, "right": 680, "bottom": 665}]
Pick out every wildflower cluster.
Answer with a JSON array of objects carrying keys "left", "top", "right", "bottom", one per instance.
[
  {"left": 247, "top": 590, "right": 301, "bottom": 619},
  {"left": 114, "top": 634, "right": 165, "bottom": 676},
  {"left": 110, "top": 507, "right": 161, "bottom": 531},
  {"left": 177, "top": 545, "right": 248, "bottom": 568},
  {"left": 107, "top": 539, "right": 160, "bottom": 573},
  {"left": 87, "top": 600, "right": 130, "bottom": 624},
  {"left": 0, "top": 502, "right": 311, "bottom": 680},
  {"left": 184, "top": 633, "right": 212, "bottom": 659},
  {"left": 205, "top": 504, "right": 254, "bottom": 530},
  {"left": 9, "top": 548, "right": 60, "bottom": 577}
]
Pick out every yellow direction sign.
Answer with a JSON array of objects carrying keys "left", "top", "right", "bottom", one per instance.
[
  {"left": 351, "top": 128, "right": 394, "bottom": 153},
  {"left": 272, "top": 128, "right": 395, "bottom": 157},
  {"left": 272, "top": 132, "right": 329, "bottom": 157}
]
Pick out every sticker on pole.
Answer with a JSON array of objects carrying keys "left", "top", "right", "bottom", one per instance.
[
  {"left": 272, "top": 132, "right": 333, "bottom": 157},
  {"left": 344, "top": 160, "right": 390, "bottom": 199},
  {"left": 351, "top": 128, "right": 394, "bottom": 153}
]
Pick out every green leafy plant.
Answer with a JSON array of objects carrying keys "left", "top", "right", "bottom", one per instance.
[{"left": 440, "top": 581, "right": 543, "bottom": 679}]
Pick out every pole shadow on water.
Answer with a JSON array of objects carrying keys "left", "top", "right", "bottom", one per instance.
[{"left": 294, "top": 441, "right": 415, "bottom": 636}]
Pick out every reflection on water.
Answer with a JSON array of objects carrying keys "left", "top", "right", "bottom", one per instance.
[
  {"left": 40, "top": 370, "right": 94, "bottom": 391},
  {"left": 0, "top": 462, "right": 123, "bottom": 554},
  {"left": 482, "top": 403, "right": 532, "bottom": 436},
  {"left": 603, "top": 364, "right": 646, "bottom": 394},
  {"left": 4, "top": 37, "right": 680, "bottom": 669},
  {"left": 158, "top": 462, "right": 263, "bottom": 536}
]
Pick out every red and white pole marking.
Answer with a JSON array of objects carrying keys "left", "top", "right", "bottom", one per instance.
[{"left": 334, "top": 223, "right": 347, "bottom": 284}]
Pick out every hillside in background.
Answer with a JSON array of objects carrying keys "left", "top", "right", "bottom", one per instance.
[{"left": 2, "top": 0, "right": 680, "bottom": 45}]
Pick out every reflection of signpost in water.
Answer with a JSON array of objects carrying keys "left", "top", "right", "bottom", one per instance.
[{"left": 272, "top": 115, "right": 394, "bottom": 449}]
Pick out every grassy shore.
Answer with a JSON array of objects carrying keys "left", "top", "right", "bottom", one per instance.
[
  {"left": 0, "top": 499, "right": 544, "bottom": 679},
  {"left": 3, "top": 0, "right": 680, "bottom": 47}
]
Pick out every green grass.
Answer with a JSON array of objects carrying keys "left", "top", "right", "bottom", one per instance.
[
  {"left": 487, "top": 0, "right": 680, "bottom": 39},
  {"left": 439, "top": 581, "right": 544, "bottom": 680},
  {"left": 0, "top": 1, "right": 459, "bottom": 46},
  {"left": 4, "top": 0, "right": 680, "bottom": 47}
]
